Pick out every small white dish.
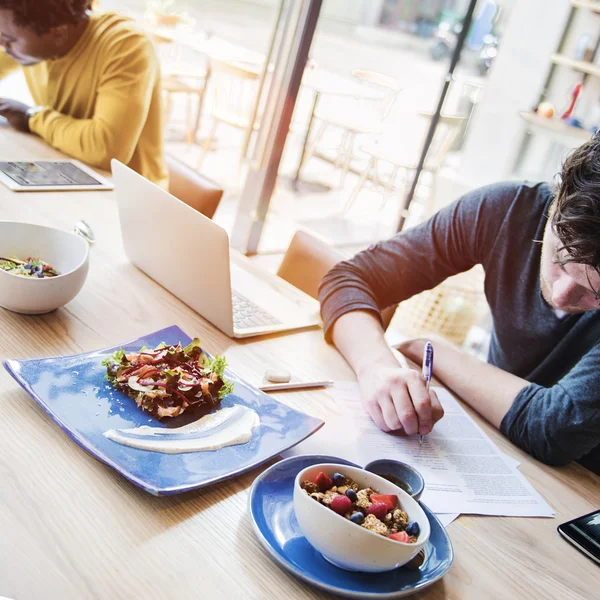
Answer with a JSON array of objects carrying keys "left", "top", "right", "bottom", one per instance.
[
  {"left": 0, "top": 220, "right": 89, "bottom": 314},
  {"left": 294, "top": 463, "right": 430, "bottom": 573}
]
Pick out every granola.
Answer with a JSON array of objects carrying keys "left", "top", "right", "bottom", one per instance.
[{"left": 300, "top": 470, "right": 421, "bottom": 544}]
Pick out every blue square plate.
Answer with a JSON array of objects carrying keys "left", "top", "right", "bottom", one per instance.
[
  {"left": 248, "top": 455, "right": 454, "bottom": 599},
  {"left": 3, "top": 325, "right": 324, "bottom": 495}
]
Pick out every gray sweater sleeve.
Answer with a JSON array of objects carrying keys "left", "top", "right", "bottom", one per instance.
[
  {"left": 318, "top": 183, "right": 511, "bottom": 342},
  {"left": 500, "top": 346, "right": 600, "bottom": 466}
]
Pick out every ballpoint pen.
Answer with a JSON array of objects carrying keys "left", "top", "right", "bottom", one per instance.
[{"left": 420, "top": 342, "right": 434, "bottom": 446}]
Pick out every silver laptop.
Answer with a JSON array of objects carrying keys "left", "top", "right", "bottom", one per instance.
[{"left": 112, "top": 160, "right": 321, "bottom": 338}]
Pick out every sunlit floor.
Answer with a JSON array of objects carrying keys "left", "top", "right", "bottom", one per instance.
[{"left": 105, "top": 0, "right": 478, "bottom": 261}]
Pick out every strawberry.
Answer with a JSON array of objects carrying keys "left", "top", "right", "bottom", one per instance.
[
  {"left": 329, "top": 495, "right": 352, "bottom": 515},
  {"left": 370, "top": 494, "right": 398, "bottom": 511},
  {"left": 365, "top": 502, "right": 388, "bottom": 521},
  {"left": 390, "top": 531, "right": 410, "bottom": 543},
  {"left": 313, "top": 471, "right": 333, "bottom": 492}
]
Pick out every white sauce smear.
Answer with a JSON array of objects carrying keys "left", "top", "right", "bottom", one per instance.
[{"left": 103, "top": 404, "right": 260, "bottom": 454}]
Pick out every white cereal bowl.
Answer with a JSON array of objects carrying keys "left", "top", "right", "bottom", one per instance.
[
  {"left": 293, "top": 463, "right": 430, "bottom": 573},
  {"left": 0, "top": 221, "right": 89, "bottom": 314}
]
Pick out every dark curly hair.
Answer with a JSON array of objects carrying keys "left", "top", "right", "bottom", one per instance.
[
  {"left": 0, "top": 0, "right": 93, "bottom": 35},
  {"left": 551, "top": 135, "right": 600, "bottom": 273}
]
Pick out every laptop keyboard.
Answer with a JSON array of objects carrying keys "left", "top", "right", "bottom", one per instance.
[{"left": 232, "top": 290, "right": 282, "bottom": 330}]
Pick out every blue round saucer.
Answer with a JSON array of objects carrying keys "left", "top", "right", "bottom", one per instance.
[{"left": 248, "top": 454, "right": 454, "bottom": 599}]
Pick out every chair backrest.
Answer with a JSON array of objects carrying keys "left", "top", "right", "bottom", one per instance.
[
  {"left": 392, "top": 265, "right": 487, "bottom": 346},
  {"left": 277, "top": 230, "right": 343, "bottom": 300},
  {"left": 351, "top": 69, "right": 401, "bottom": 122},
  {"left": 166, "top": 155, "right": 224, "bottom": 219},
  {"left": 277, "top": 230, "right": 397, "bottom": 329},
  {"left": 207, "top": 58, "right": 261, "bottom": 127},
  {"left": 419, "top": 112, "right": 466, "bottom": 170},
  {"left": 149, "top": 30, "right": 184, "bottom": 72}
]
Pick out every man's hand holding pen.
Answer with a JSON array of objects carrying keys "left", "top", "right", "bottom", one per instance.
[{"left": 356, "top": 343, "right": 443, "bottom": 436}]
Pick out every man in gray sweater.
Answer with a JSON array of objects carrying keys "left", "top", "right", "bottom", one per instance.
[{"left": 319, "top": 137, "right": 600, "bottom": 474}]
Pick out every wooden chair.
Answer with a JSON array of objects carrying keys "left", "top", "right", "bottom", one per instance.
[
  {"left": 197, "top": 58, "right": 262, "bottom": 176},
  {"left": 166, "top": 155, "right": 224, "bottom": 219},
  {"left": 151, "top": 30, "right": 208, "bottom": 144},
  {"left": 345, "top": 112, "right": 465, "bottom": 216},
  {"left": 302, "top": 69, "right": 400, "bottom": 186},
  {"left": 277, "top": 230, "right": 396, "bottom": 329},
  {"left": 161, "top": 71, "right": 208, "bottom": 144},
  {"left": 391, "top": 266, "right": 488, "bottom": 347}
]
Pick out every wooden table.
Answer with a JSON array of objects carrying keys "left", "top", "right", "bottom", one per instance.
[{"left": 0, "top": 128, "right": 599, "bottom": 599}]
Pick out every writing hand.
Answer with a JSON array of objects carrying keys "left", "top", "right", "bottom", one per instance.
[{"left": 356, "top": 362, "right": 444, "bottom": 435}]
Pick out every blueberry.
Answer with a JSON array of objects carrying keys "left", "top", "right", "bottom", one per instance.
[
  {"left": 37, "top": 272, "right": 44, "bottom": 278},
  {"left": 350, "top": 511, "right": 365, "bottom": 525},
  {"left": 406, "top": 521, "right": 420, "bottom": 537},
  {"left": 24, "top": 263, "right": 32, "bottom": 270},
  {"left": 345, "top": 489, "right": 358, "bottom": 502},
  {"left": 331, "top": 472, "right": 345, "bottom": 486}
]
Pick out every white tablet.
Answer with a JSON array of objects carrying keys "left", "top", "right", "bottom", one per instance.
[{"left": 0, "top": 159, "right": 113, "bottom": 192}]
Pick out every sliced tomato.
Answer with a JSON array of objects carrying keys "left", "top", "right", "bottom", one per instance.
[
  {"left": 370, "top": 494, "right": 398, "bottom": 511},
  {"left": 390, "top": 531, "right": 410, "bottom": 543}
]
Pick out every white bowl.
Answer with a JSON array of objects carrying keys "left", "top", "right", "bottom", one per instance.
[
  {"left": 0, "top": 221, "right": 89, "bottom": 314},
  {"left": 294, "top": 463, "right": 430, "bottom": 572}
]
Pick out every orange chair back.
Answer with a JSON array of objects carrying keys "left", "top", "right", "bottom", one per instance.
[{"left": 167, "top": 155, "right": 224, "bottom": 219}]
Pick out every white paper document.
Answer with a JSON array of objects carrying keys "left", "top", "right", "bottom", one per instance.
[
  {"left": 283, "top": 382, "right": 554, "bottom": 518},
  {"left": 435, "top": 513, "right": 460, "bottom": 527}
]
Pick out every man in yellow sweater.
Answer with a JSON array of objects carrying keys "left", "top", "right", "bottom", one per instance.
[{"left": 0, "top": 0, "right": 168, "bottom": 187}]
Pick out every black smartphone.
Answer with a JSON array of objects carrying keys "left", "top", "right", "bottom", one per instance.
[{"left": 557, "top": 509, "right": 600, "bottom": 565}]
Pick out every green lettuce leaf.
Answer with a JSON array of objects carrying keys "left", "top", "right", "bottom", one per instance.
[
  {"left": 183, "top": 338, "right": 202, "bottom": 354},
  {"left": 203, "top": 354, "right": 234, "bottom": 398},
  {"left": 218, "top": 378, "right": 235, "bottom": 399},
  {"left": 101, "top": 348, "right": 127, "bottom": 383},
  {"left": 101, "top": 348, "right": 126, "bottom": 368}
]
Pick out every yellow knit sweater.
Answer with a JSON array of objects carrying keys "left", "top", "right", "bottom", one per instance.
[{"left": 0, "top": 11, "right": 168, "bottom": 188}]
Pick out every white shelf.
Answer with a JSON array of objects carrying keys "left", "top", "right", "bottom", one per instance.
[
  {"left": 572, "top": 1, "right": 600, "bottom": 14},
  {"left": 520, "top": 112, "right": 592, "bottom": 142},
  {"left": 551, "top": 53, "right": 600, "bottom": 77}
]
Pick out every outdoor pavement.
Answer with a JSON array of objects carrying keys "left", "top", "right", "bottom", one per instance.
[
  {"left": 27, "top": 1, "right": 488, "bottom": 261},
  {"left": 119, "top": 0, "right": 486, "bottom": 257}
]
